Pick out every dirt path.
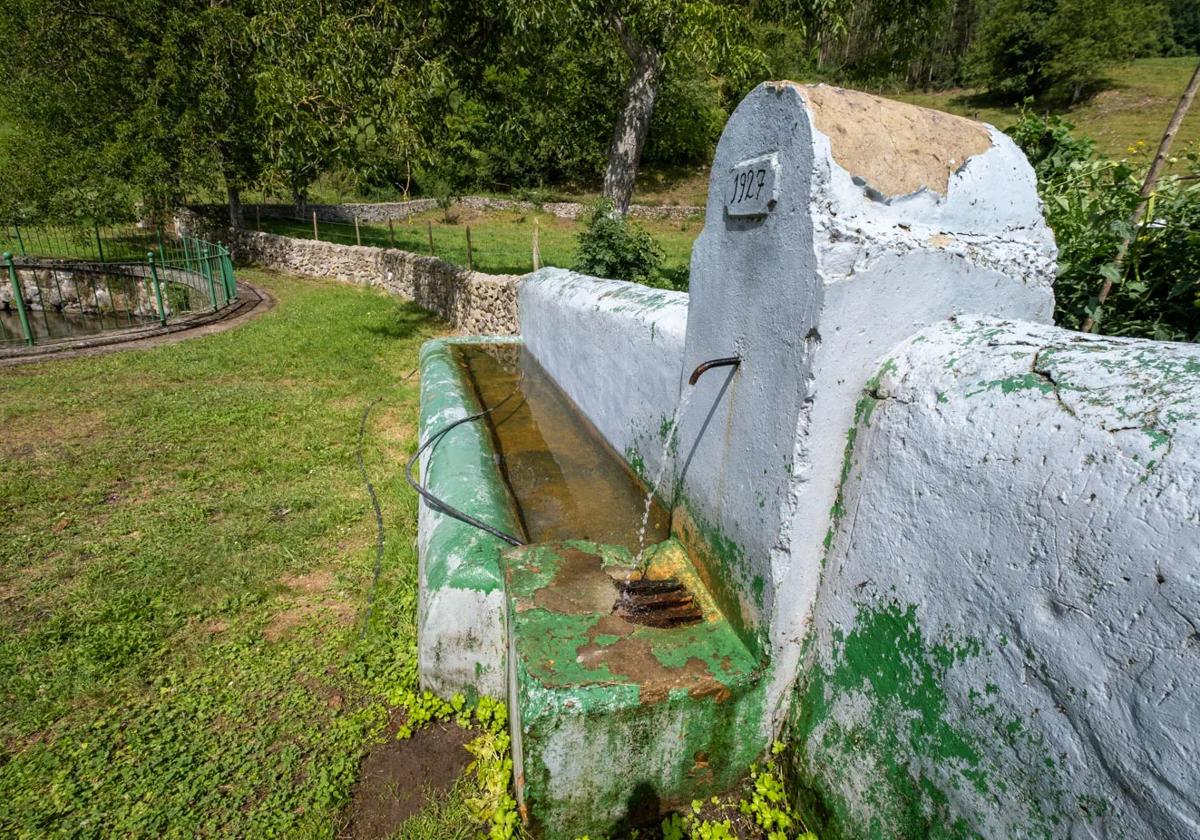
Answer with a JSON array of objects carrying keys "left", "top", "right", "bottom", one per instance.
[{"left": 0, "top": 280, "right": 274, "bottom": 367}]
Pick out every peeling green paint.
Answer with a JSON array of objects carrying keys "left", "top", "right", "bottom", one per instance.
[
  {"left": 673, "top": 498, "right": 767, "bottom": 657},
  {"left": 506, "top": 540, "right": 770, "bottom": 837},
  {"left": 819, "top": 359, "right": 896, "bottom": 561},
  {"left": 787, "top": 601, "right": 1078, "bottom": 840},
  {"left": 967, "top": 373, "right": 1054, "bottom": 398},
  {"left": 419, "top": 339, "right": 523, "bottom": 595}
]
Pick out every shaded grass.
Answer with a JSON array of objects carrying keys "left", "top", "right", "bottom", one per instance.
[
  {"left": 0, "top": 270, "right": 465, "bottom": 837},
  {"left": 256, "top": 207, "right": 701, "bottom": 277}
]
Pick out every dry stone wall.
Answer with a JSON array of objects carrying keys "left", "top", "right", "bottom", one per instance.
[
  {"left": 235, "top": 230, "right": 519, "bottom": 335},
  {"left": 231, "top": 196, "right": 702, "bottom": 224}
]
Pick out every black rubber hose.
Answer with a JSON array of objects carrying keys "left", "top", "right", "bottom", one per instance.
[
  {"left": 356, "top": 367, "right": 419, "bottom": 639},
  {"left": 405, "top": 391, "right": 526, "bottom": 548},
  {"left": 356, "top": 396, "right": 386, "bottom": 638}
]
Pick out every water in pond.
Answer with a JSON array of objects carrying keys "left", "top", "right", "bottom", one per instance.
[
  {"left": 455, "top": 344, "right": 670, "bottom": 554},
  {"left": 0, "top": 307, "right": 157, "bottom": 345}
]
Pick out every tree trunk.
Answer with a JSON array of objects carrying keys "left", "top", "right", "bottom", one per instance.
[
  {"left": 603, "top": 16, "right": 661, "bottom": 216},
  {"left": 226, "top": 182, "right": 244, "bottom": 230}
]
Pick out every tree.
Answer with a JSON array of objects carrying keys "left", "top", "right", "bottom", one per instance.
[
  {"left": 513, "top": 1, "right": 781, "bottom": 214},
  {"left": 0, "top": 0, "right": 263, "bottom": 226},
  {"left": 1167, "top": 0, "right": 1200, "bottom": 55},
  {"left": 799, "top": 0, "right": 979, "bottom": 89},
  {"left": 968, "top": 0, "right": 1169, "bottom": 102}
]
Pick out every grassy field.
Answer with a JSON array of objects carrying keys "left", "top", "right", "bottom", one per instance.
[
  {"left": 0, "top": 270, "right": 493, "bottom": 838},
  {"left": 257, "top": 206, "right": 702, "bottom": 276},
  {"left": 889, "top": 56, "right": 1200, "bottom": 160}
]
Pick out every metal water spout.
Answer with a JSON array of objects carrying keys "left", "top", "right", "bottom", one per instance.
[{"left": 688, "top": 356, "right": 741, "bottom": 386}]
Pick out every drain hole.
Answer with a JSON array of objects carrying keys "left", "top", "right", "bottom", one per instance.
[{"left": 613, "top": 578, "right": 703, "bottom": 628}]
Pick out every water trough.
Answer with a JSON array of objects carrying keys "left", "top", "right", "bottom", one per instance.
[{"left": 416, "top": 81, "right": 1059, "bottom": 836}]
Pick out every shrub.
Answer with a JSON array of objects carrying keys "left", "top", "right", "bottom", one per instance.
[
  {"left": 968, "top": 0, "right": 1169, "bottom": 103},
  {"left": 1008, "top": 109, "right": 1200, "bottom": 340},
  {"left": 573, "top": 200, "right": 665, "bottom": 286},
  {"left": 424, "top": 172, "right": 460, "bottom": 224}
]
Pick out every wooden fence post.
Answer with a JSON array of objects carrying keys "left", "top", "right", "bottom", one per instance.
[
  {"left": 466, "top": 226, "right": 474, "bottom": 271},
  {"left": 1083, "top": 58, "right": 1200, "bottom": 333},
  {"left": 532, "top": 220, "right": 541, "bottom": 271},
  {"left": 354, "top": 215, "right": 362, "bottom": 246},
  {"left": 427, "top": 221, "right": 435, "bottom": 256},
  {"left": 388, "top": 218, "right": 396, "bottom": 249},
  {"left": 312, "top": 211, "right": 319, "bottom": 241}
]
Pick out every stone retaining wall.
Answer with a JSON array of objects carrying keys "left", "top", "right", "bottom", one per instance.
[
  {"left": 232, "top": 196, "right": 702, "bottom": 224},
  {"left": 2, "top": 258, "right": 201, "bottom": 318},
  {"left": 235, "top": 230, "right": 519, "bottom": 335}
]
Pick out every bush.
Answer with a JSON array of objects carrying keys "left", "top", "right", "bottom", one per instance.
[
  {"left": 572, "top": 200, "right": 665, "bottom": 286},
  {"left": 423, "top": 171, "right": 460, "bottom": 224},
  {"left": 968, "top": 0, "right": 1169, "bottom": 102},
  {"left": 1008, "top": 109, "right": 1200, "bottom": 340}
]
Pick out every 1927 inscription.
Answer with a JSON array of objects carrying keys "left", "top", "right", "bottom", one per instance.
[{"left": 725, "top": 153, "right": 779, "bottom": 217}]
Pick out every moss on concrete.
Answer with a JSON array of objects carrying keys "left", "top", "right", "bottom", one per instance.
[{"left": 506, "top": 540, "right": 769, "bottom": 837}]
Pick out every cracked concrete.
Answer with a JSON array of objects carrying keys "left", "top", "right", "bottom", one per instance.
[{"left": 794, "top": 316, "right": 1200, "bottom": 838}]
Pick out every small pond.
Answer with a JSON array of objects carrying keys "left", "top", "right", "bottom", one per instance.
[{"left": 0, "top": 307, "right": 158, "bottom": 345}]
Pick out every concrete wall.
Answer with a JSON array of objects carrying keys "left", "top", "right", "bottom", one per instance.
[
  {"left": 518, "top": 268, "right": 689, "bottom": 488},
  {"left": 787, "top": 317, "right": 1200, "bottom": 839},
  {"left": 675, "top": 83, "right": 1055, "bottom": 693},
  {"left": 417, "top": 338, "right": 525, "bottom": 697},
  {"left": 236, "top": 230, "right": 519, "bottom": 335}
]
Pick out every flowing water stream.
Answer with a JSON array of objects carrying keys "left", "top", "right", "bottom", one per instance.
[{"left": 634, "top": 386, "right": 695, "bottom": 569}]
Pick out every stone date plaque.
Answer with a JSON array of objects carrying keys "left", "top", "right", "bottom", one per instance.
[{"left": 725, "top": 153, "right": 779, "bottom": 217}]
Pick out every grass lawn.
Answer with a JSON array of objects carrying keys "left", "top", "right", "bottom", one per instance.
[
  {"left": 0, "top": 270, "right": 493, "bottom": 838},
  {"left": 257, "top": 206, "right": 702, "bottom": 277},
  {"left": 888, "top": 56, "right": 1200, "bottom": 160}
]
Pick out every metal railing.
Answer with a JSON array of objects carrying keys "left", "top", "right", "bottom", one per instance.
[
  {"left": 1, "top": 221, "right": 165, "bottom": 264},
  {"left": 1, "top": 225, "right": 237, "bottom": 348}
]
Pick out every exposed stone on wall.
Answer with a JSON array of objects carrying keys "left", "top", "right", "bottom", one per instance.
[
  {"left": 234, "top": 230, "right": 519, "bottom": 335},
  {"left": 793, "top": 83, "right": 992, "bottom": 197},
  {"left": 789, "top": 317, "right": 1200, "bottom": 839}
]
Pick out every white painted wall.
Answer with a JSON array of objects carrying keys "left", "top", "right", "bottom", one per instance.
[
  {"left": 519, "top": 268, "right": 689, "bottom": 483},
  {"left": 794, "top": 317, "right": 1200, "bottom": 838},
  {"left": 674, "top": 82, "right": 1056, "bottom": 717}
]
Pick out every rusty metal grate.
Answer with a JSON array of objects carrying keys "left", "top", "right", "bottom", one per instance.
[{"left": 613, "top": 578, "right": 703, "bottom": 628}]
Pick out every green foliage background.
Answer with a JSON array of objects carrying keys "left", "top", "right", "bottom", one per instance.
[
  {"left": 1, "top": 0, "right": 1193, "bottom": 221},
  {"left": 1009, "top": 110, "right": 1200, "bottom": 340}
]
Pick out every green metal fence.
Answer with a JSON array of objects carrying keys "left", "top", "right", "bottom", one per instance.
[
  {"left": 1, "top": 224, "right": 237, "bottom": 348},
  {"left": 0, "top": 221, "right": 167, "bottom": 264}
]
